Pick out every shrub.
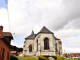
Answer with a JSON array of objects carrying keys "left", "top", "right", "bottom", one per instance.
[
  {"left": 38, "top": 55, "right": 49, "bottom": 60},
  {"left": 56, "top": 56, "right": 63, "bottom": 60},
  {"left": 38, "top": 55, "right": 63, "bottom": 60},
  {"left": 10, "top": 55, "right": 18, "bottom": 60}
]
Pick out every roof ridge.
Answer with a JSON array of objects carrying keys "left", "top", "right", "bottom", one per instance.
[{"left": 38, "top": 26, "right": 53, "bottom": 33}]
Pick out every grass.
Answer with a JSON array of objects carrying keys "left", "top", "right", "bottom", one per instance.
[
  {"left": 64, "top": 59, "right": 80, "bottom": 60},
  {"left": 17, "top": 56, "right": 38, "bottom": 60},
  {"left": 17, "top": 56, "right": 80, "bottom": 60}
]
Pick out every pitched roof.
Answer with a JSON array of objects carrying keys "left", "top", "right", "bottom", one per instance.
[
  {"left": 25, "top": 30, "right": 35, "bottom": 39},
  {"left": 17, "top": 52, "right": 23, "bottom": 55},
  {"left": 2, "top": 32, "right": 12, "bottom": 36},
  {"left": 11, "top": 51, "right": 17, "bottom": 53},
  {"left": 71, "top": 53, "right": 80, "bottom": 57},
  {"left": 63, "top": 54, "right": 66, "bottom": 57},
  {"left": 54, "top": 36, "right": 60, "bottom": 40},
  {"left": 25, "top": 34, "right": 35, "bottom": 39},
  {"left": 38, "top": 26, "right": 53, "bottom": 34},
  {"left": 2, "top": 32, "right": 13, "bottom": 39}
]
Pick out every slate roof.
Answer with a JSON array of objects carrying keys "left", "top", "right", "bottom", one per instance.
[
  {"left": 38, "top": 26, "right": 53, "bottom": 34},
  {"left": 25, "top": 34, "right": 35, "bottom": 39},
  {"left": 25, "top": 26, "right": 60, "bottom": 40},
  {"left": 54, "top": 36, "right": 60, "bottom": 40},
  {"left": 25, "top": 30, "right": 35, "bottom": 39}
]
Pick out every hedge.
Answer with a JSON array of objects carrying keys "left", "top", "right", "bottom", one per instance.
[
  {"left": 10, "top": 55, "right": 18, "bottom": 60},
  {"left": 56, "top": 56, "right": 63, "bottom": 60},
  {"left": 38, "top": 55, "right": 63, "bottom": 60}
]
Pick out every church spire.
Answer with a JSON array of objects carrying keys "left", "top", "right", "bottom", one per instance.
[{"left": 31, "top": 30, "right": 34, "bottom": 35}]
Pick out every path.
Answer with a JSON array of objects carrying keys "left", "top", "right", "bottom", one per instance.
[
  {"left": 32, "top": 56, "right": 38, "bottom": 58},
  {"left": 18, "top": 57, "right": 24, "bottom": 60}
]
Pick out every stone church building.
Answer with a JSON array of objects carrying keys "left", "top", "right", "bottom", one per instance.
[{"left": 23, "top": 26, "right": 62, "bottom": 56}]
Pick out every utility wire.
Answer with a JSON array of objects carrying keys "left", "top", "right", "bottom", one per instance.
[
  {"left": 5, "top": 0, "right": 11, "bottom": 32},
  {"left": 5, "top": 0, "right": 16, "bottom": 46}
]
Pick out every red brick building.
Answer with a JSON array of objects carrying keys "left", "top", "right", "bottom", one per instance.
[
  {"left": 71, "top": 53, "right": 80, "bottom": 57},
  {"left": 17, "top": 51, "right": 23, "bottom": 55},
  {"left": 71, "top": 53, "right": 80, "bottom": 59},
  {"left": 0, "top": 26, "right": 13, "bottom": 60},
  {"left": 63, "top": 53, "right": 80, "bottom": 59},
  {"left": 11, "top": 51, "right": 18, "bottom": 56}
]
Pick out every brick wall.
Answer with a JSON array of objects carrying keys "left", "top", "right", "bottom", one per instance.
[{"left": 0, "top": 39, "right": 11, "bottom": 60}]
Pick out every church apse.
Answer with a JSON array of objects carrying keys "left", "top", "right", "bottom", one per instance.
[{"left": 23, "top": 26, "right": 62, "bottom": 56}]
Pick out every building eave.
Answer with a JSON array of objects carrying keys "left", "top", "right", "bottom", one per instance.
[{"left": 0, "top": 36, "right": 11, "bottom": 48}]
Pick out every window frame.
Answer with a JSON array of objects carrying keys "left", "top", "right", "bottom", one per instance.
[{"left": 44, "top": 37, "right": 49, "bottom": 50}]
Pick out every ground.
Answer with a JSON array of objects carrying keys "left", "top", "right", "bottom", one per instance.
[
  {"left": 64, "top": 59, "right": 80, "bottom": 60},
  {"left": 17, "top": 56, "right": 38, "bottom": 60},
  {"left": 17, "top": 56, "right": 80, "bottom": 60},
  {"left": 18, "top": 57, "right": 24, "bottom": 60}
]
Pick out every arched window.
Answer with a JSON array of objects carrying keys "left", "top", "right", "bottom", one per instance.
[
  {"left": 29, "top": 45, "right": 32, "bottom": 52},
  {"left": 59, "top": 50, "right": 60, "bottom": 55},
  {"left": 37, "top": 40, "right": 38, "bottom": 51},
  {"left": 44, "top": 37, "right": 49, "bottom": 50},
  {"left": 55, "top": 43, "right": 58, "bottom": 52}
]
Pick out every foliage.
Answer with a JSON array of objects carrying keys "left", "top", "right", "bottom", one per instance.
[
  {"left": 10, "top": 55, "right": 18, "bottom": 60},
  {"left": 38, "top": 55, "right": 63, "bottom": 60},
  {"left": 68, "top": 53, "right": 70, "bottom": 56},
  {"left": 56, "top": 56, "right": 63, "bottom": 60},
  {"left": 17, "top": 56, "right": 38, "bottom": 60},
  {"left": 65, "top": 53, "right": 68, "bottom": 58},
  {"left": 11, "top": 45, "right": 23, "bottom": 52},
  {"left": 38, "top": 55, "right": 49, "bottom": 60}
]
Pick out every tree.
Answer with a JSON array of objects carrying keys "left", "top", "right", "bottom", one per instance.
[
  {"left": 65, "top": 53, "right": 68, "bottom": 58},
  {"left": 11, "top": 45, "right": 23, "bottom": 52}
]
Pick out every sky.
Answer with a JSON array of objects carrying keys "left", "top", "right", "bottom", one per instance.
[{"left": 0, "top": 0, "right": 80, "bottom": 53}]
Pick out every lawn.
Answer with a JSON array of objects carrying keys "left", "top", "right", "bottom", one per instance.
[
  {"left": 17, "top": 56, "right": 80, "bottom": 60},
  {"left": 64, "top": 59, "right": 80, "bottom": 60},
  {"left": 17, "top": 56, "right": 38, "bottom": 60}
]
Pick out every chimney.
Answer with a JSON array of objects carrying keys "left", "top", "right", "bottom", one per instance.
[{"left": 0, "top": 25, "right": 3, "bottom": 37}]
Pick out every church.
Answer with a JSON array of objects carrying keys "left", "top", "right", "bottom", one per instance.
[{"left": 23, "top": 26, "right": 62, "bottom": 56}]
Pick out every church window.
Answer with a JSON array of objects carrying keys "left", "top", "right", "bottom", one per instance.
[
  {"left": 44, "top": 37, "right": 49, "bottom": 50},
  {"left": 37, "top": 40, "right": 38, "bottom": 51},
  {"left": 59, "top": 50, "right": 60, "bottom": 55},
  {"left": 56, "top": 44, "right": 58, "bottom": 52},
  {"left": 29, "top": 45, "right": 32, "bottom": 52}
]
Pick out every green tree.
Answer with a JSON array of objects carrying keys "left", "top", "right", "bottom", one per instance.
[{"left": 65, "top": 53, "right": 67, "bottom": 58}]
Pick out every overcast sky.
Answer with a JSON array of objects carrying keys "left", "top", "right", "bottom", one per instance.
[{"left": 0, "top": 0, "right": 80, "bottom": 53}]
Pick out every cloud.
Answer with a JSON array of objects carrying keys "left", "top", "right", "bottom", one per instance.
[
  {"left": 0, "top": 0, "right": 80, "bottom": 53},
  {"left": 11, "top": 41, "right": 23, "bottom": 48},
  {"left": 63, "top": 46, "right": 80, "bottom": 53},
  {"left": 64, "top": 19, "right": 80, "bottom": 29}
]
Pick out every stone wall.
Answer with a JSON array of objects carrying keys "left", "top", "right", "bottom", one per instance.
[
  {"left": 34, "top": 33, "right": 57, "bottom": 56},
  {"left": 24, "top": 39, "right": 34, "bottom": 55},
  {"left": 23, "top": 33, "right": 62, "bottom": 56}
]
